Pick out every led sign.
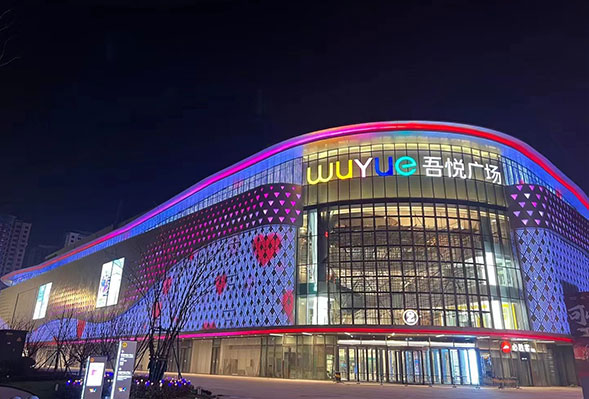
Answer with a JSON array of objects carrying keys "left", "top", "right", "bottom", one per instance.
[
  {"left": 500, "top": 341, "right": 536, "bottom": 354},
  {"left": 81, "top": 356, "right": 107, "bottom": 399},
  {"left": 307, "top": 156, "right": 502, "bottom": 185},
  {"left": 33, "top": 282, "right": 52, "bottom": 320},
  {"left": 96, "top": 257, "right": 124, "bottom": 308},
  {"left": 511, "top": 342, "right": 535, "bottom": 353}
]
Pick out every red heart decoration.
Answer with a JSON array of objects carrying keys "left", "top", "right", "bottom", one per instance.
[
  {"left": 215, "top": 273, "right": 227, "bottom": 295},
  {"left": 152, "top": 301, "right": 161, "bottom": 319},
  {"left": 76, "top": 320, "right": 86, "bottom": 339},
  {"left": 163, "top": 276, "right": 173, "bottom": 295},
  {"left": 282, "top": 290, "right": 294, "bottom": 324},
  {"left": 252, "top": 233, "right": 282, "bottom": 266}
]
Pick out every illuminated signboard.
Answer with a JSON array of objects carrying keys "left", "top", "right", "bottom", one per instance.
[
  {"left": 32, "top": 282, "right": 52, "bottom": 320},
  {"left": 306, "top": 156, "right": 502, "bottom": 185},
  {"left": 86, "top": 361, "right": 105, "bottom": 386},
  {"left": 402, "top": 309, "right": 419, "bottom": 326},
  {"left": 81, "top": 356, "right": 107, "bottom": 399},
  {"left": 500, "top": 341, "right": 536, "bottom": 354},
  {"left": 500, "top": 341, "right": 511, "bottom": 353},
  {"left": 511, "top": 342, "right": 535, "bottom": 353},
  {"left": 96, "top": 257, "right": 124, "bottom": 308},
  {"left": 111, "top": 340, "right": 138, "bottom": 399}
]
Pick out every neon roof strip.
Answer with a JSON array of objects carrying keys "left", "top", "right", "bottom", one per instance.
[
  {"left": 177, "top": 326, "right": 573, "bottom": 343},
  {"left": 46, "top": 326, "right": 573, "bottom": 346},
  {"left": 4, "top": 121, "right": 588, "bottom": 285}
]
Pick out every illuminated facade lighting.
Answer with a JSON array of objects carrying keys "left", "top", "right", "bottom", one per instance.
[{"left": 1, "top": 121, "right": 587, "bottom": 386}]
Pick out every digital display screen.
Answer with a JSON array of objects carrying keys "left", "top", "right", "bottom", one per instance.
[
  {"left": 86, "top": 361, "right": 105, "bottom": 387},
  {"left": 33, "top": 282, "right": 52, "bottom": 320},
  {"left": 96, "top": 257, "right": 124, "bottom": 308}
]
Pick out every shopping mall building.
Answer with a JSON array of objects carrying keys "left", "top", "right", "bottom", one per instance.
[{"left": 1, "top": 121, "right": 588, "bottom": 386}]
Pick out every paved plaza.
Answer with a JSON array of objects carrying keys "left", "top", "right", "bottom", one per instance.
[{"left": 177, "top": 374, "right": 583, "bottom": 399}]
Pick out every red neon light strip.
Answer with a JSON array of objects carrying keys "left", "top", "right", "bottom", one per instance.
[
  {"left": 45, "top": 326, "right": 573, "bottom": 346},
  {"left": 177, "top": 326, "right": 572, "bottom": 343},
  {"left": 4, "top": 121, "right": 588, "bottom": 285}
]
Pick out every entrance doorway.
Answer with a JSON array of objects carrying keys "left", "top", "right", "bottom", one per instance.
[{"left": 338, "top": 345, "right": 480, "bottom": 385}]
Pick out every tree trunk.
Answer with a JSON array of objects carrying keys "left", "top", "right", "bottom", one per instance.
[
  {"left": 148, "top": 357, "right": 167, "bottom": 382},
  {"left": 173, "top": 339, "right": 183, "bottom": 379}
]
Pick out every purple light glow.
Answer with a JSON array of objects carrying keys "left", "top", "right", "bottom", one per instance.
[{"left": 4, "top": 121, "right": 588, "bottom": 285}]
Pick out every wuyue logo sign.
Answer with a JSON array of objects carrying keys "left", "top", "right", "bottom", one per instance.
[{"left": 306, "top": 156, "right": 503, "bottom": 185}]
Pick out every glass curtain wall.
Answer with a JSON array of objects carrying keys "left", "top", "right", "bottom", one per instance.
[
  {"left": 297, "top": 142, "right": 529, "bottom": 331},
  {"left": 260, "top": 335, "right": 337, "bottom": 380},
  {"left": 297, "top": 202, "right": 528, "bottom": 330}
]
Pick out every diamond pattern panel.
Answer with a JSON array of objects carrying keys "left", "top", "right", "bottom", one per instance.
[
  {"left": 31, "top": 224, "right": 298, "bottom": 341},
  {"left": 29, "top": 181, "right": 302, "bottom": 341},
  {"left": 124, "top": 183, "right": 302, "bottom": 303},
  {"left": 185, "top": 224, "right": 297, "bottom": 330},
  {"left": 516, "top": 227, "right": 589, "bottom": 334}
]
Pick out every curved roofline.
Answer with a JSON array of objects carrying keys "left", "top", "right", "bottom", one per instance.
[{"left": 4, "top": 121, "right": 588, "bottom": 285}]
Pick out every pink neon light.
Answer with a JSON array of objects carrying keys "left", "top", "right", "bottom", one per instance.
[
  {"left": 44, "top": 326, "right": 573, "bottom": 345},
  {"left": 4, "top": 121, "right": 588, "bottom": 285},
  {"left": 176, "top": 326, "right": 573, "bottom": 343}
]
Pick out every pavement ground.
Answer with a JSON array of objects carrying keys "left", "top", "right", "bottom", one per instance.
[{"left": 174, "top": 373, "right": 583, "bottom": 399}]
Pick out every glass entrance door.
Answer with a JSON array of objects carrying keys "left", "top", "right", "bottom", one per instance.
[
  {"left": 387, "top": 349, "right": 400, "bottom": 382},
  {"left": 338, "top": 345, "right": 480, "bottom": 385},
  {"left": 366, "top": 348, "right": 376, "bottom": 382},
  {"left": 348, "top": 347, "right": 380, "bottom": 382}
]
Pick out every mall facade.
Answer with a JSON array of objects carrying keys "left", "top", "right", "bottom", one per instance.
[{"left": 1, "top": 121, "right": 588, "bottom": 386}]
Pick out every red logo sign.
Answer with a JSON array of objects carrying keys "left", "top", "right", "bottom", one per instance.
[{"left": 501, "top": 341, "right": 512, "bottom": 353}]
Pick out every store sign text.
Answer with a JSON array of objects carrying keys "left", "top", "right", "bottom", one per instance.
[
  {"left": 307, "top": 156, "right": 502, "bottom": 185},
  {"left": 500, "top": 341, "right": 536, "bottom": 353}
]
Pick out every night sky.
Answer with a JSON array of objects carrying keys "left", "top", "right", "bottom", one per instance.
[{"left": 1, "top": 0, "right": 588, "bottom": 250}]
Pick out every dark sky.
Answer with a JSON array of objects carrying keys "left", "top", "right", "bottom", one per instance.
[{"left": 1, "top": 0, "right": 588, "bottom": 248}]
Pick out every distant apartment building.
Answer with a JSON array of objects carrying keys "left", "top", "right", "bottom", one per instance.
[
  {"left": 23, "top": 244, "right": 60, "bottom": 267},
  {"left": 0, "top": 214, "right": 32, "bottom": 275},
  {"left": 63, "top": 231, "right": 89, "bottom": 248}
]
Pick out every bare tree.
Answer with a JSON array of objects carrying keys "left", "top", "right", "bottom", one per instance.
[
  {"left": 66, "top": 317, "right": 99, "bottom": 377},
  {"left": 90, "top": 309, "right": 126, "bottom": 370},
  {"left": 45, "top": 309, "right": 77, "bottom": 375},
  {"left": 0, "top": 9, "right": 19, "bottom": 67},
  {"left": 126, "top": 240, "right": 224, "bottom": 382}
]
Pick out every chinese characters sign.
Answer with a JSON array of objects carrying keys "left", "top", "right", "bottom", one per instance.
[
  {"left": 423, "top": 156, "right": 501, "bottom": 183},
  {"left": 566, "top": 293, "right": 589, "bottom": 338},
  {"left": 565, "top": 292, "right": 589, "bottom": 393},
  {"left": 307, "top": 155, "right": 502, "bottom": 185}
]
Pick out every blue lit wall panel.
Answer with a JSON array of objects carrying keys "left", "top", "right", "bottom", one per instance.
[
  {"left": 516, "top": 228, "right": 589, "bottom": 334},
  {"left": 29, "top": 223, "right": 298, "bottom": 341}
]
